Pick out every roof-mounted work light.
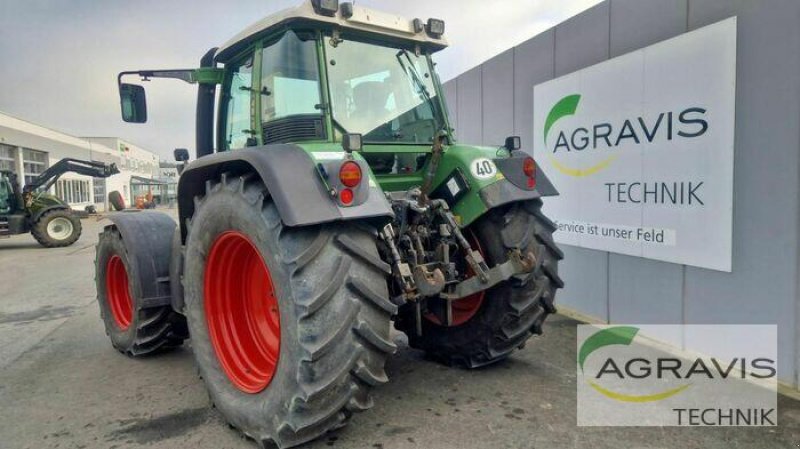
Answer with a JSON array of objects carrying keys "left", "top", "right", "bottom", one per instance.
[
  {"left": 505, "top": 136, "right": 521, "bottom": 152},
  {"left": 426, "top": 18, "right": 445, "bottom": 38},
  {"left": 340, "top": 2, "right": 354, "bottom": 18},
  {"left": 413, "top": 18, "right": 425, "bottom": 34},
  {"left": 342, "top": 133, "right": 363, "bottom": 153},
  {"left": 312, "top": 0, "right": 339, "bottom": 17}
]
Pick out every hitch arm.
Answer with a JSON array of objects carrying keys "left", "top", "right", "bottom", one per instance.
[{"left": 441, "top": 249, "right": 537, "bottom": 300}]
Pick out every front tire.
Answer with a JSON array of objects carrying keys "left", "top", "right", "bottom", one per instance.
[
  {"left": 183, "top": 173, "right": 395, "bottom": 448},
  {"left": 31, "top": 209, "right": 82, "bottom": 248},
  {"left": 396, "top": 199, "right": 564, "bottom": 368}
]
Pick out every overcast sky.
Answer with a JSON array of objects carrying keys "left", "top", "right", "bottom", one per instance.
[{"left": 0, "top": 0, "right": 601, "bottom": 160}]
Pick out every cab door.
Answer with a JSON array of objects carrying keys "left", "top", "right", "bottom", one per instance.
[
  {"left": 0, "top": 174, "right": 13, "bottom": 214},
  {"left": 219, "top": 54, "right": 256, "bottom": 150}
]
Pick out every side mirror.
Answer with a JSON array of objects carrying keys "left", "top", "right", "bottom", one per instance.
[
  {"left": 120, "top": 83, "right": 147, "bottom": 123},
  {"left": 174, "top": 148, "right": 190, "bottom": 162},
  {"left": 174, "top": 148, "right": 190, "bottom": 175}
]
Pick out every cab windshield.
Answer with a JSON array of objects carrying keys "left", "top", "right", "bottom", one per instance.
[{"left": 326, "top": 38, "right": 445, "bottom": 144}]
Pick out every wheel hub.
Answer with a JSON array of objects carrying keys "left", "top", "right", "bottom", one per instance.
[
  {"left": 105, "top": 255, "right": 134, "bottom": 330},
  {"left": 205, "top": 231, "right": 281, "bottom": 394},
  {"left": 47, "top": 217, "right": 74, "bottom": 240}
]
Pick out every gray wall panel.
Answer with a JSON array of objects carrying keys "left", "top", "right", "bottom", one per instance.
[
  {"left": 609, "top": 255, "right": 684, "bottom": 324},
  {"left": 455, "top": 67, "right": 482, "bottom": 144},
  {"left": 554, "top": 2, "right": 610, "bottom": 76},
  {"left": 605, "top": 0, "right": 688, "bottom": 326},
  {"left": 442, "top": 80, "right": 458, "bottom": 133},
  {"left": 550, "top": 1, "right": 611, "bottom": 321},
  {"left": 480, "top": 49, "right": 514, "bottom": 147},
  {"left": 609, "top": 0, "right": 688, "bottom": 57},
  {"left": 557, "top": 245, "right": 609, "bottom": 321},
  {"left": 513, "top": 30, "right": 555, "bottom": 155},
  {"left": 684, "top": 0, "right": 800, "bottom": 383}
]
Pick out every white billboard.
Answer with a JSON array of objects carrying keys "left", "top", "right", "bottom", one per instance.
[{"left": 533, "top": 18, "right": 736, "bottom": 271}]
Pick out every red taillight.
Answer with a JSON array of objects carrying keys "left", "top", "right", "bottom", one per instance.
[
  {"left": 523, "top": 157, "right": 536, "bottom": 177},
  {"left": 340, "top": 188, "right": 354, "bottom": 205},
  {"left": 339, "top": 161, "right": 362, "bottom": 188},
  {"left": 523, "top": 157, "right": 536, "bottom": 189}
]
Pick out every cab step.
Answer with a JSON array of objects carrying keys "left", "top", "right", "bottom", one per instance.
[{"left": 0, "top": 217, "right": 10, "bottom": 238}]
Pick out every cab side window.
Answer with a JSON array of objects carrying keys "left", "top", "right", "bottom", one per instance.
[{"left": 222, "top": 55, "right": 254, "bottom": 150}]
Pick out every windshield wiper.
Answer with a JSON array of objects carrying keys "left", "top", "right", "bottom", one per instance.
[{"left": 396, "top": 50, "right": 433, "bottom": 106}]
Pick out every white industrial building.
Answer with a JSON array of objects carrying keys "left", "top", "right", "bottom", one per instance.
[{"left": 0, "top": 111, "right": 165, "bottom": 212}]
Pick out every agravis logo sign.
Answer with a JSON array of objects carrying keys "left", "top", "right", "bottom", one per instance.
[
  {"left": 532, "top": 17, "right": 736, "bottom": 271},
  {"left": 544, "top": 94, "right": 709, "bottom": 177},
  {"left": 577, "top": 325, "right": 777, "bottom": 427}
]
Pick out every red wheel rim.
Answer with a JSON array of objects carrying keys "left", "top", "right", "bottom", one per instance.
[
  {"left": 205, "top": 231, "right": 280, "bottom": 394},
  {"left": 425, "top": 231, "right": 486, "bottom": 327},
  {"left": 105, "top": 255, "right": 133, "bottom": 330}
]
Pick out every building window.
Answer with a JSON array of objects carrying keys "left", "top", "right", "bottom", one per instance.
[
  {"left": 93, "top": 177, "right": 106, "bottom": 203},
  {"left": 22, "top": 148, "right": 48, "bottom": 186},
  {"left": 55, "top": 179, "right": 90, "bottom": 204},
  {"left": 0, "top": 144, "right": 15, "bottom": 172}
]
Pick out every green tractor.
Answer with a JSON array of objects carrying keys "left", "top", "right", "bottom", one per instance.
[
  {"left": 96, "top": 1, "right": 563, "bottom": 446},
  {"left": 0, "top": 158, "right": 118, "bottom": 247}
]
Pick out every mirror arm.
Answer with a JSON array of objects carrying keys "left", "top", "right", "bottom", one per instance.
[
  {"left": 117, "top": 68, "right": 223, "bottom": 88},
  {"left": 118, "top": 69, "right": 197, "bottom": 88}
]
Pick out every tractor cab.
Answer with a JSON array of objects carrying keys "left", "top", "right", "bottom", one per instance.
[
  {"left": 0, "top": 172, "right": 13, "bottom": 215},
  {"left": 212, "top": 0, "right": 449, "bottom": 151}
]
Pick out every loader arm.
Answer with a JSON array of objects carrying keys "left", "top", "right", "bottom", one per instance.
[{"left": 23, "top": 158, "right": 120, "bottom": 194}]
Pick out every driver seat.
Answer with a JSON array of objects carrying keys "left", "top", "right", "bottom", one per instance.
[{"left": 352, "top": 81, "right": 391, "bottom": 117}]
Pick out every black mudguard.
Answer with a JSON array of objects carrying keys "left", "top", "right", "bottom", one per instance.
[
  {"left": 30, "top": 205, "right": 70, "bottom": 224},
  {"left": 177, "top": 145, "right": 393, "bottom": 241},
  {"left": 102, "top": 211, "right": 176, "bottom": 311},
  {"left": 482, "top": 153, "right": 559, "bottom": 210}
]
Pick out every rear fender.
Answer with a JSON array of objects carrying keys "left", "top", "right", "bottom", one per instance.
[
  {"left": 102, "top": 212, "right": 177, "bottom": 312},
  {"left": 480, "top": 153, "right": 559, "bottom": 210},
  {"left": 177, "top": 144, "right": 393, "bottom": 242},
  {"left": 30, "top": 204, "right": 70, "bottom": 223}
]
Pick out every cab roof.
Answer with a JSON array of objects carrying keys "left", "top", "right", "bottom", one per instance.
[{"left": 215, "top": 0, "right": 448, "bottom": 63}]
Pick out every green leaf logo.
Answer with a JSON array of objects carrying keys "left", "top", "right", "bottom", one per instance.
[
  {"left": 544, "top": 94, "right": 581, "bottom": 146},
  {"left": 544, "top": 94, "right": 618, "bottom": 177},
  {"left": 578, "top": 326, "right": 639, "bottom": 373}
]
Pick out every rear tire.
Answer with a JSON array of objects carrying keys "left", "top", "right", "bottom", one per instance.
[
  {"left": 31, "top": 209, "right": 82, "bottom": 248},
  {"left": 95, "top": 226, "right": 188, "bottom": 355},
  {"left": 183, "top": 173, "right": 395, "bottom": 448},
  {"left": 395, "top": 199, "right": 564, "bottom": 368}
]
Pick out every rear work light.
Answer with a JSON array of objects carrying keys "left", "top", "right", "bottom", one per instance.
[
  {"left": 339, "top": 161, "right": 362, "bottom": 188},
  {"left": 523, "top": 157, "right": 536, "bottom": 188},
  {"left": 426, "top": 18, "right": 445, "bottom": 38},
  {"left": 312, "top": 0, "right": 339, "bottom": 16}
]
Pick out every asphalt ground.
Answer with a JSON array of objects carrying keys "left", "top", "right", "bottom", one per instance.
[{"left": 2, "top": 212, "right": 800, "bottom": 449}]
